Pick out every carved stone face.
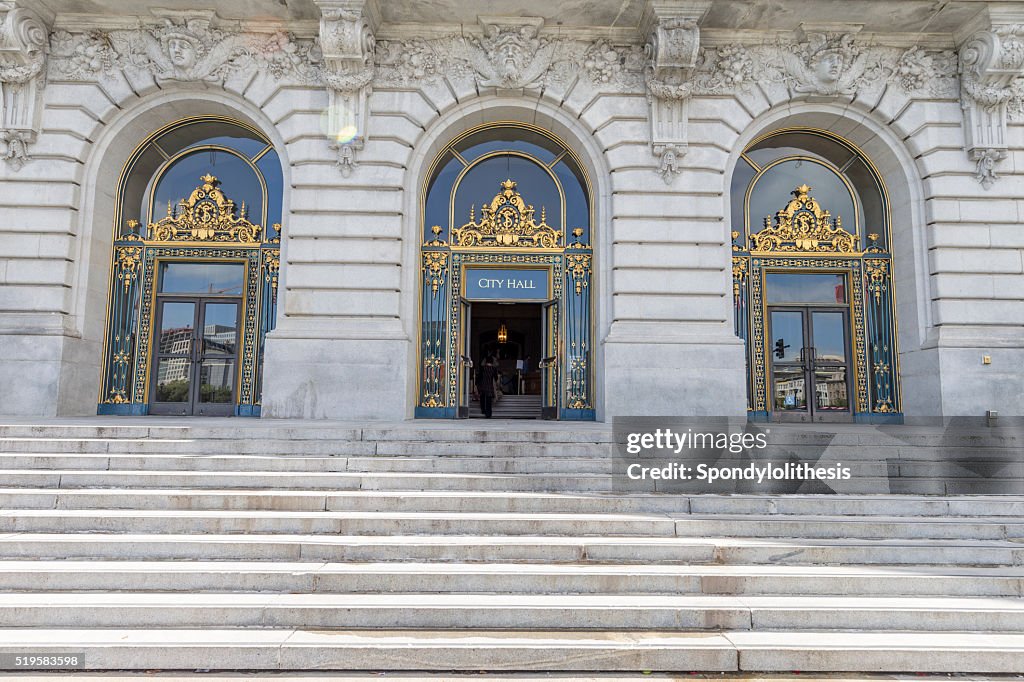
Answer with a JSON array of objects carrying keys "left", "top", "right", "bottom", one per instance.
[
  {"left": 814, "top": 51, "right": 843, "bottom": 83},
  {"left": 167, "top": 37, "right": 197, "bottom": 69},
  {"left": 495, "top": 37, "right": 526, "bottom": 80}
]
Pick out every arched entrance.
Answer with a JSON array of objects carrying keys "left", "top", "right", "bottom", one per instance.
[
  {"left": 415, "top": 123, "right": 594, "bottom": 420},
  {"left": 731, "top": 129, "right": 901, "bottom": 423},
  {"left": 97, "top": 116, "right": 283, "bottom": 416}
]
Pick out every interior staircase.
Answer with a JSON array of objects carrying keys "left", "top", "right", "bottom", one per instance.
[
  {"left": 0, "top": 420, "right": 1022, "bottom": 673},
  {"left": 469, "top": 394, "right": 543, "bottom": 419}
]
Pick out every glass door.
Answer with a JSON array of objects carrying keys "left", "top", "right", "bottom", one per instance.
[
  {"left": 195, "top": 300, "right": 240, "bottom": 416},
  {"left": 456, "top": 297, "right": 472, "bottom": 419},
  {"left": 151, "top": 299, "right": 198, "bottom": 415},
  {"left": 150, "top": 297, "right": 240, "bottom": 416},
  {"left": 808, "top": 310, "right": 852, "bottom": 420},
  {"left": 540, "top": 299, "right": 557, "bottom": 420},
  {"left": 768, "top": 307, "right": 852, "bottom": 423}
]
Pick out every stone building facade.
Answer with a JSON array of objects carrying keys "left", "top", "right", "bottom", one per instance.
[{"left": 0, "top": 0, "right": 1022, "bottom": 422}]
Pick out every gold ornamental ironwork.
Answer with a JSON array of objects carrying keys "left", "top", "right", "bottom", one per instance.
[
  {"left": 146, "top": 174, "right": 263, "bottom": 244},
  {"left": 451, "top": 179, "right": 562, "bottom": 249},
  {"left": 750, "top": 185, "right": 858, "bottom": 254}
]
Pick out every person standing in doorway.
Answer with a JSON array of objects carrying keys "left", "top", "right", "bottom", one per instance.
[{"left": 477, "top": 355, "right": 498, "bottom": 418}]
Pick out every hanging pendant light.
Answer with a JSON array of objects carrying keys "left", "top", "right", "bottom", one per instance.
[{"left": 497, "top": 323, "right": 508, "bottom": 344}]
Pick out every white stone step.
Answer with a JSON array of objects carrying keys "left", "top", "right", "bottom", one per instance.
[
  {"left": 670, "top": 513, "right": 1024, "bottom": 540},
  {"left": 0, "top": 423, "right": 616, "bottom": 443},
  {"left": 3, "top": 561, "right": 1021, "bottom": 596},
  {"left": 2, "top": 509, "right": 1021, "bottom": 541},
  {"left": 8, "top": 469, "right": 1005, "bottom": 495},
  {"left": 0, "top": 438, "right": 613, "bottom": 457},
  {"left": 1, "top": 533, "right": 1020, "bottom": 565},
  {"left": 1, "top": 420, "right": 1017, "bottom": 447},
  {"left": 0, "top": 509, "right": 679, "bottom": 537},
  {"left": 0, "top": 628, "right": 736, "bottom": 672},
  {"left": 0, "top": 488, "right": 689, "bottom": 513},
  {"left": 0, "top": 470, "right": 617, "bottom": 492},
  {"left": 3, "top": 592, "right": 1023, "bottom": 631},
  {"left": 0, "top": 453, "right": 617, "bottom": 474},
  {"left": 1, "top": 628, "right": 1023, "bottom": 672},
  {"left": 725, "top": 631, "right": 1024, "bottom": 673},
  {"left": 2, "top": 487, "right": 1023, "bottom": 517}
]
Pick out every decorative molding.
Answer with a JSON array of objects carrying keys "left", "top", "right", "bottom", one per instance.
[
  {"left": 49, "top": 16, "right": 320, "bottom": 85},
  {"left": 317, "top": 0, "right": 375, "bottom": 175},
  {"left": 450, "top": 178, "right": 562, "bottom": 249},
  {"left": 749, "top": 184, "right": 859, "bottom": 255},
  {"left": 469, "top": 16, "right": 552, "bottom": 89},
  {"left": 41, "top": 11, "right": 964, "bottom": 184},
  {"left": 145, "top": 174, "right": 263, "bottom": 244},
  {"left": 0, "top": 2, "right": 49, "bottom": 170},
  {"left": 643, "top": 4, "right": 706, "bottom": 185},
  {"left": 958, "top": 23, "right": 1024, "bottom": 189},
  {"left": 374, "top": 20, "right": 607, "bottom": 92}
]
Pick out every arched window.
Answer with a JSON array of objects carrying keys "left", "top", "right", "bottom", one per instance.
[
  {"left": 733, "top": 130, "right": 888, "bottom": 252},
  {"left": 417, "top": 123, "right": 594, "bottom": 421},
  {"left": 731, "top": 129, "right": 900, "bottom": 423},
  {"left": 424, "top": 124, "right": 591, "bottom": 246},
  {"left": 118, "top": 117, "right": 283, "bottom": 240},
  {"left": 99, "top": 117, "right": 283, "bottom": 417}
]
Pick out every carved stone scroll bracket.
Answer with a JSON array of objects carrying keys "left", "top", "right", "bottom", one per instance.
[
  {"left": 316, "top": 0, "right": 375, "bottom": 175},
  {"left": 642, "top": 1, "right": 710, "bottom": 184},
  {"left": 0, "top": 3, "right": 49, "bottom": 170},
  {"left": 959, "top": 23, "right": 1024, "bottom": 189}
]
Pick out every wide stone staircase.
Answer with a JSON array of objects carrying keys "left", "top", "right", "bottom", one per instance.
[{"left": 0, "top": 420, "right": 1022, "bottom": 673}]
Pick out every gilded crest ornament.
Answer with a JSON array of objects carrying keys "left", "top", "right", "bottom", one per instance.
[
  {"left": 750, "top": 185, "right": 858, "bottom": 254},
  {"left": 451, "top": 179, "right": 562, "bottom": 249},
  {"left": 147, "top": 174, "right": 262, "bottom": 243}
]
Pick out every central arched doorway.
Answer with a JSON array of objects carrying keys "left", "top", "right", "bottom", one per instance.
[{"left": 415, "top": 123, "right": 594, "bottom": 420}]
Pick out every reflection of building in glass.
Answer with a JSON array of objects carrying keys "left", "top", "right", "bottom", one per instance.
[
  {"left": 156, "top": 323, "right": 235, "bottom": 390},
  {"left": 202, "top": 323, "right": 235, "bottom": 390},
  {"left": 815, "top": 368, "right": 848, "bottom": 408},
  {"left": 203, "top": 324, "right": 236, "bottom": 354},
  {"left": 157, "top": 327, "right": 192, "bottom": 384},
  {"left": 775, "top": 377, "right": 805, "bottom": 407},
  {"left": 777, "top": 369, "right": 847, "bottom": 410}
]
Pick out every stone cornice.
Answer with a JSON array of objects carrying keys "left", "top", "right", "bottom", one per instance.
[
  {"left": 374, "top": 22, "right": 643, "bottom": 44},
  {"left": 701, "top": 29, "right": 958, "bottom": 50},
  {"left": 49, "top": 12, "right": 320, "bottom": 38}
]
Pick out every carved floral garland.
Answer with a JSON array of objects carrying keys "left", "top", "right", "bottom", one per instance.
[
  {"left": 48, "top": 19, "right": 321, "bottom": 84},
  {"left": 46, "top": 22, "right": 961, "bottom": 100}
]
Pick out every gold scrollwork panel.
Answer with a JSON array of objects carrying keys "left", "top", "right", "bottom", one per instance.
[{"left": 451, "top": 179, "right": 563, "bottom": 249}]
